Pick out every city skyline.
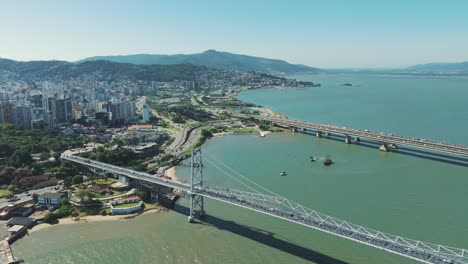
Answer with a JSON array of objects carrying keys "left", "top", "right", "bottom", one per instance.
[{"left": 1, "top": 0, "right": 468, "bottom": 68}]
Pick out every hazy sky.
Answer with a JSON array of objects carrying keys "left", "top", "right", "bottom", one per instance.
[{"left": 1, "top": 0, "right": 468, "bottom": 68}]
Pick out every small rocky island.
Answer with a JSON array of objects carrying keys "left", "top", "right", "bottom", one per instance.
[{"left": 340, "top": 83, "right": 360, "bottom": 86}]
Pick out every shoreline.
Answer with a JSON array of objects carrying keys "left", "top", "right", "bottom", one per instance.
[
  {"left": 29, "top": 207, "right": 166, "bottom": 234},
  {"left": 165, "top": 166, "right": 181, "bottom": 183}
]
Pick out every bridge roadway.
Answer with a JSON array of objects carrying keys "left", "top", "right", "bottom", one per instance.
[
  {"left": 256, "top": 116, "right": 468, "bottom": 157},
  {"left": 61, "top": 155, "right": 190, "bottom": 191},
  {"left": 62, "top": 154, "right": 467, "bottom": 264}
]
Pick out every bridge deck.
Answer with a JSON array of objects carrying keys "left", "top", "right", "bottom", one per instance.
[
  {"left": 258, "top": 116, "right": 468, "bottom": 157},
  {"left": 61, "top": 155, "right": 190, "bottom": 191}
]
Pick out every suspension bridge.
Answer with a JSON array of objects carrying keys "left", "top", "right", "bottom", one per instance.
[{"left": 61, "top": 150, "right": 467, "bottom": 264}]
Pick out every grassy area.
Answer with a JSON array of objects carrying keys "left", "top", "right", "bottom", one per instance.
[
  {"left": 90, "top": 191, "right": 124, "bottom": 198},
  {"left": 162, "top": 122, "right": 180, "bottom": 131},
  {"left": 0, "top": 190, "right": 13, "bottom": 198},
  {"left": 76, "top": 204, "right": 104, "bottom": 216},
  {"left": 33, "top": 178, "right": 60, "bottom": 189},
  {"left": 225, "top": 127, "right": 259, "bottom": 133},
  {"left": 261, "top": 125, "right": 283, "bottom": 132},
  {"left": 143, "top": 202, "right": 158, "bottom": 210},
  {"left": 113, "top": 202, "right": 141, "bottom": 208},
  {"left": 92, "top": 178, "right": 117, "bottom": 185}
]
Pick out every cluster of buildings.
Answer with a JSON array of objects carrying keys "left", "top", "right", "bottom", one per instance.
[
  {"left": 1, "top": 192, "right": 64, "bottom": 244},
  {"left": 0, "top": 79, "right": 157, "bottom": 129}
]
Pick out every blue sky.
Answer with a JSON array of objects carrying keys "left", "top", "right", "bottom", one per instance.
[{"left": 1, "top": 0, "right": 467, "bottom": 68}]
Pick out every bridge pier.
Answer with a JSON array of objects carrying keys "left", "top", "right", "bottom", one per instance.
[
  {"left": 344, "top": 135, "right": 351, "bottom": 144},
  {"left": 151, "top": 186, "right": 161, "bottom": 204},
  {"left": 316, "top": 131, "right": 322, "bottom": 138},
  {"left": 379, "top": 143, "right": 389, "bottom": 152},
  {"left": 290, "top": 127, "right": 297, "bottom": 132},
  {"left": 118, "top": 175, "right": 128, "bottom": 184},
  {"left": 188, "top": 148, "right": 205, "bottom": 223},
  {"left": 325, "top": 132, "right": 330, "bottom": 137},
  {"left": 301, "top": 127, "right": 306, "bottom": 132},
  {"left": 388, "top": 143, "right": 398, "bottom": 150},
  {"left": 354, "top": 137, "right": 360, "bottom": 143}
]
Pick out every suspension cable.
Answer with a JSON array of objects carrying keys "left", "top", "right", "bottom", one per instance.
[
  {"left": 203, "top": 149, "right": 287, "bottom": 200},
  {"left": 203, "top": 155, "right": 264, "bottom": 194}
]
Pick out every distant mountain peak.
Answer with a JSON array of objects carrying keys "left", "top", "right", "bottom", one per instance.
[{"left": 79, "top": 50, "right": 321, "bottom": 74}]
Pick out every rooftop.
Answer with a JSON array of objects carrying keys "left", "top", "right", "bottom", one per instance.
[
  {"left": 112, "top": 196, "right": 139, "bottom": 202},
  {"left": 7, "top": 217, "right": 35, "bottom": 226},
  {"left": 7, "top": 225, "right": 25, "bottom": 233},
  {"left": 39, "top": 192, "right": 63, "bottom": 199},
  {"left": 128, "top": 124, "right": 153, "bottom": 130}
]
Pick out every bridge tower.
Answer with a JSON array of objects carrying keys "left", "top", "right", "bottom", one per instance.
[{"left": 188, "top": 148, "right": 205, "bottom": 223}]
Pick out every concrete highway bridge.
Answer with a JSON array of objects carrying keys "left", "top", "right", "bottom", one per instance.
[
  {"left": 255, "top": 116, "right": 468, "bottom": 157},
  {"left": 62, "top": 150, "right": 467, "bottom": 264}
]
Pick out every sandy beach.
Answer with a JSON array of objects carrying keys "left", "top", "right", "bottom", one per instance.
[
  {"left": 213, "top": 132, "right": 234, "bottom": 137},
  {"left": 29, "top": 208, "right": 166, "bottom": 234},
  {"left": 165, "top": 166, "right": 182, "bottom": 183}
]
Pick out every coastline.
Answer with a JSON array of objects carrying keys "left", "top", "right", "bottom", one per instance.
[
  {"left": 29, "top": 207, "right": 166, "bottom": 234},
  {"left": 165, "top": 166, "right": 181, "bottom": 183}
]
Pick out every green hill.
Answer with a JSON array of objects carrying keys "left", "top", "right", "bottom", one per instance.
[{"left": 79, "top": 50, "right": 321, "bottom": 74}]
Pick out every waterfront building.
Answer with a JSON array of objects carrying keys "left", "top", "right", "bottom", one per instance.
[
  {"left": 110, "top": 196, "right": 143, "bottom": 215},
  {"left": 37, "top": 193, "right": 64, "bottom": 207}
]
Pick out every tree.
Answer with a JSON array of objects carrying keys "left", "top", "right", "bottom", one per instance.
[
  {"left": 52, "top": 152, "right": 62, "bottom": 165},
  {"left": 136, "top": 190, "right": 151, "bottom": 203},
  {"left": 31, "top": 164, "right": 43, "bottom": 176},
  {"left": 75, "top": 189, "right": 96, "bottom": 203},
  {"left": 57, "top": 161, "right": 79, "bottom": 179},
  {"left": 10, "top": 149, "right": 33, "bottom": 168},
  {"left": 201, "top": 129, "right": 213, "bottom": 138},
  {"left": 259, "top": 123, "right": 270, "bottom": 131},
  {"left": 133, "top": 163, "right": 148, "bottom": 172},
  {"left": 43, "top": 212, "right": 58, "bottom": 223},
  {"left": 63, "top": 176, "right": 73, "bottom": 187},
  {"left": 171, "top": 116, "right": 185, "bottom": 123},
  {"left": 159, "top": 154, "right": 174, "bottom": 163},
  {"left": 0, "top": 167, "right": 16, "bottom": 185},
  {"left": 96, "top": 146, "right": 105, "bottom": 152},
  {"left": 72, "top": 175, "right": 83, "bottom": 185},
  {"left": 40, "top": 152, "right": 51, "bottom": 161}
]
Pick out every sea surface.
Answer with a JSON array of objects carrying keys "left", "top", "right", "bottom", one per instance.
[{"left": 12, "top": 74, "right": 468, "bottom": 264}]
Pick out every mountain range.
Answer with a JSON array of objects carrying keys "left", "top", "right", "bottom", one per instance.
[
  {"left": 405, "top": 62, "right": 468, "bottom": 73},
  {"left": 0, "top": 58, "right": 212, "bottom": 82},
  {"left": 0, "top": 58, "right": 319, "bottom": 90},
  {"left": 79, "top": 50, "right": 321, "bottom": 75}
]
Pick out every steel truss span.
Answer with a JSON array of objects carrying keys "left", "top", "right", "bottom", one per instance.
[
  {"left": 198, "top": 186, "right": 467, "bottom": 264},
  {"left": 62, "top": 154, "right": 467, "bottom": 264}
]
